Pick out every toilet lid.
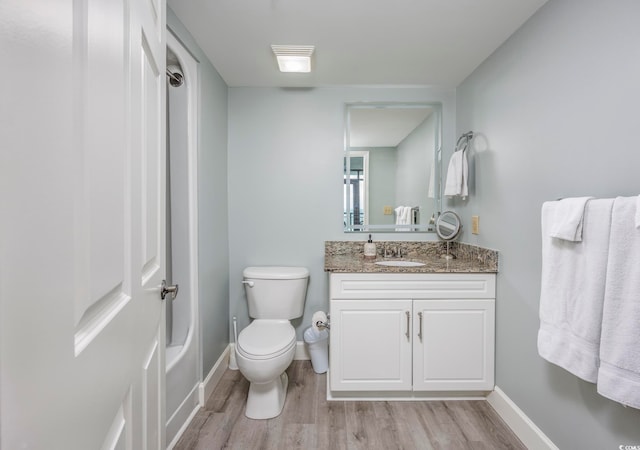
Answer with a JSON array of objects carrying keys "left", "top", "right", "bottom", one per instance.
[
  {"left": 237, "top": 320, "right": 296, "bottom": 359},
  {"left": 243, "top": 266, "right": 309, "bottom": 280}
]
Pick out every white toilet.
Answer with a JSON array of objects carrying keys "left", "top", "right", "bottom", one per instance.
[{"left": 235, "top": 266, "right": 309, "bottom": 419}]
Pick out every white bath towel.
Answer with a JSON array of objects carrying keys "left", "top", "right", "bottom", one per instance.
[
  {"left": 635, "top": 195, "right": 640, "bottom": 229},
  {"left": 548, "top": 197, "right": 594, "bottom": 242},
  {"left": 538, "top": 198, "right": 614, "bottom": 383},
  {"left": 597, "top": 196, "right": 640, "bottom": 409},
  {"left": 444, "top": 149, "right": 468, "bottom": 199}
]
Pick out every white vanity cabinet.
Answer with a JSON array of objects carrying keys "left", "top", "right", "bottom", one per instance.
[{"left": 329, "top": 273, "right": 496, "bottom": 394}]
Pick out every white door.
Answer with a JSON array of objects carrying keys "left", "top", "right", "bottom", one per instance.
[
  {"left": 413, "top": 299, "right": 495, "bottom": 391},
  {"left": 330, "top": 299, "right": 413, "bottom": 391},
  {"left": 0, "top": 0, "right": 167, "bottom": 449}
]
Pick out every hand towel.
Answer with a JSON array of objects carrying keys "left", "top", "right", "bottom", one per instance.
[
  {"left": 395, "top": 206, "right": 411, "bottom": 230},
  {"left": 538, "top": 198, "right": 614, "bottom": 383},
  {"left": 444, "top": 149, "right": 468, "bottom": 199},
  {"left": 597, "top": 196, "right": 640, "bottom": 409},
  {"left": 548, "top": 197, "right": 594, "bottom": 242},
  {"left": 635, "top": 195, "right": 640, "bottom": 229}
]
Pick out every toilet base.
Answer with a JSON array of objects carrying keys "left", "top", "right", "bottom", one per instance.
[{"left": 244, "top": 372, "right": 289, "bottom": 420}]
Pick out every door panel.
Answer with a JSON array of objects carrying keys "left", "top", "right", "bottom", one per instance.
[
  {"left": 140, "top": 9, "right": 163, "bottom": 284},
  {"left": 102, "top": 389, "right": 132, "bottom": 450},
  {"left": 0, "top": 0, "right": 166, "bottom": 448},
  {"left": 330, "top": 299, "right": 412, "bottom": 391},
  {"left": 142, "top": 335, "right": 162, "bottom": 450},
  {"left": 73, "top": 0, "right": 131, "bottom": 356},
  {"left": 413, "top": 299, "right": 495, "bottom": 391}
]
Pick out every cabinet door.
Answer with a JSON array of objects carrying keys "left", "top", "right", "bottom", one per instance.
[
  {"left": 330, "top": 299, "right": 413, "bottom": 391},
  {"left": 413, "top": 299, "right": 495, "bottom": 391}
]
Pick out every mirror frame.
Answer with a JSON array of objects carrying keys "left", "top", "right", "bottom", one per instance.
[{"left": 343, "top": 102, "right": 443, "bottom": 233}]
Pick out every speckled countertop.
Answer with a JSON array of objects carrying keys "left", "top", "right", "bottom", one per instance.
[{"left": 324, "top": 241, "right": 498, "bottom": 273}]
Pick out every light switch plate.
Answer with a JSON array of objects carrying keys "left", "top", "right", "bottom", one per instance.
[
  {"left": 472, "top": 215, "right": 480, "bottom": 235},
  {"left": 384, "top": 206, "right": 393, "bottom": 215}
]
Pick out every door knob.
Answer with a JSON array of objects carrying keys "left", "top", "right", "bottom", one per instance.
[{"left": 161, "top": 280, "right": 179, "bottom": 300}]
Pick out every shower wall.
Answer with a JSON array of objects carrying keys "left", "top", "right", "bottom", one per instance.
[
  {"left": 165, "top": 9, "right": 230, "bottom": 446},
  {"left": 167, "top": 7, "right": 230, "bottom": 385},
  {"left": 165, "top": 32, "right": 200, "bottom": 446},
  {"left": 167, "top": 62, "right": 191, "bottom": 350}
]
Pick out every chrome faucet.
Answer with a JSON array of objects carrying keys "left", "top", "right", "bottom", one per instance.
[{"left": 384, "top": 243, "right": 403, "bottom": 258}]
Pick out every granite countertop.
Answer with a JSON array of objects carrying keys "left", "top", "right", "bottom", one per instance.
[{"left": 324, "top": 241, "right": 498, "bottom": 274}]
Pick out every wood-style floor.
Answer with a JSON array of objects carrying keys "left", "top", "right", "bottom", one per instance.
[{"left": 173, "top": 361, "right": 526, "bottom": 450}]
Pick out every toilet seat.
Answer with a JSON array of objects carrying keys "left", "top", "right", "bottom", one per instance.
[{"left": 237, "top": 320, "right": 296, "bottom": 360}]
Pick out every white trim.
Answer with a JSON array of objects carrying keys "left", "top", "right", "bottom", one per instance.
[
  {"left": 166, "top": 385, "right": 200, "bottom": 450},
  {"left": 168, "top": 346, "right": 229, "bottom": 448},
  {"left": 487, "top": 387, "right": 558, "bottom": 450},
  {"left": 199, "top": 346, "right": 231, "bottom": 405},
  {"left": 294, "top": 341, "right": 310, "bottom": 360},
  {"left": 166, "top": 404, "right": 199, "bottom": 450}
]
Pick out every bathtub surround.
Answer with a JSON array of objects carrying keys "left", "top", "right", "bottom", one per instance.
[
  {"left": 165, "top": 30, "right": 202, "bottom": 445},
  {"left": 167, "top": 6, "right": 230, "bottom": 421}
]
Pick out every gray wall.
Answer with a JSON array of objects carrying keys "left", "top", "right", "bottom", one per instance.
[
  {"left": 396, "top": 114, "right": 436, "bottom": 216},
  {"left": 168, "top": 10, "right": 230, "bottom": 378},
  {"left": 228, "top": 87, "right": 454, "bottom": 338},
  {"left": 454, "top": 1, "right": 640, "bottom": 448},
  {"left": 369, "top": 147, "right": 397, "bottom": 226}
]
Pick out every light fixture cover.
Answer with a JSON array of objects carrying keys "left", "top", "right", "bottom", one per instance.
[{"left": 271, "top": 45, "right": 315, "bottom": 73}]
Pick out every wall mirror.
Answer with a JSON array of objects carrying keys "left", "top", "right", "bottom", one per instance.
[{"left": 344, "top": 102, "right": 442, "bottom": 232}]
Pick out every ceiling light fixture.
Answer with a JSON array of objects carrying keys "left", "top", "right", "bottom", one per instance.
[{"left": 271, "top": 45, "right": 315, "bottom": 73}]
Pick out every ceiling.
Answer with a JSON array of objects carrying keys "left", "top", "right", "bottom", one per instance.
[
  {"left": 168, "top": 0, "right": 547, "bottom": 88},
  {"left": 349, "top": 107, "right": 433, "bottom": 148}
]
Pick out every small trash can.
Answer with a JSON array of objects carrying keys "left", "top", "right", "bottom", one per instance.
[{"left": 303, "top": 327, "right": 329, "bottom": 374}]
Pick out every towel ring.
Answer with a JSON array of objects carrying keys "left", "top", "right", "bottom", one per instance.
[{"left": 455, "top": 131, "right": 474, "bottom": 152}]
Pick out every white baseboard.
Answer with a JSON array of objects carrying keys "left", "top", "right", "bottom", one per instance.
[
  {"left": 166, "top": 395, "right": 200, "bottom": 450},
  {"left": 198, "top": 345, "right": 230, "bottom": 405},
  {"left": 487, "top": 386, "right": 558, "bottom": 450},
  {"left": 294, "top": 341, "right": 310, "bottom": 360}
]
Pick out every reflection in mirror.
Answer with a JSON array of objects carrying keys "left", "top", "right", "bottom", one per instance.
[{"left": 344, "top": 103, "right": 442, "bottom": 232}]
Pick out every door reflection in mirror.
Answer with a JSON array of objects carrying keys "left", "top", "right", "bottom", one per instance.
[{"left": 344, "top": 151, "right": 368, "bottom": 227}]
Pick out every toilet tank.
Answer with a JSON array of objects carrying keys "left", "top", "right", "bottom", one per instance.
[{"left": 243, "top": 266, "right": 309, "bottom": 319}]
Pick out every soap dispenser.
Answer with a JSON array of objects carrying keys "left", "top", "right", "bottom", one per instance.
[{"left": 364, "top": 234, "right": 377, "bottom": 258}]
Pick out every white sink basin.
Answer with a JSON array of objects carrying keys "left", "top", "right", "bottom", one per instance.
[{"left": 375, "top": 260, "right": 426, "bottom": 267}]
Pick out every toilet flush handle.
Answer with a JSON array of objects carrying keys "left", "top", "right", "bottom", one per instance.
[{"left": 242, "top": 280, "right": 255, "bottom": 288}]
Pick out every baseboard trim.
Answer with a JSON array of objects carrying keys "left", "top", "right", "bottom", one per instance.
[
  {"left": 487, "top": 386, "right": 558, "bottom": 450},
  {"left": 198, "top": 345, "right": 230, "bottom": 405},
  {"left": 166, "top": 400, "right": 200, "bottom": 450},
  {"left": 294, "top": 341, "right": 310, "bottom": 360}
]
